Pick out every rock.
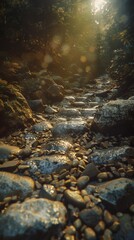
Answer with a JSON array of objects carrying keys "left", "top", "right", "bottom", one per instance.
[
  {"left": 0, "top": 79, "right": 33, "bottom": 134},
  {"left": 103, "top": 229, "right": 113, "bottom": 240},
  {"left": 91, "top": 146, "right": 134, "bottom": 165},
  {"left": 77, "top": 176, "right": 90, "bottom": 189},
  {"left": 91, "top": 100, "right": 134, "bottom": 135},
  {"left": 103, "top": 210, "right": 114, "bottom": 226},
  {"left": 80, "top": 108, "right": 97, "bottom": 117},
  {"left": 81, "top": 163, "right": 99, "bottom": 178},
  {"left": 32, "top": 120, "right": 52, "bottom": 132},
  {"left": 46, "top": 83, "right": 64, "bottom": 102},
  {"left": 42, "top": 140, "right": 72, "bottom": 154},
  {"left": 19, "top": 148, "right": 32, "bottom": 159},
  {"left": 59, "top": 108, "right": 81, "bottom": 118},
  {"left": 39, "top": 184, "right": 57, "bottom": 200},
  {"left": 27, "top": 155, "right": 71, "bottom": 174},
  {"left": 64, "top": 189, "right": 85, "bottom": 208},
  {"left": 97, "top": 172, "right": 109, "bottom": 181},
  {"left": 113, "top": 214, "right": 134, "bottom": 240},
  {"left": 94, "top": 221, "right": 105, "bottom": 234},
  {"left": 0, "top": 198, "right": 67, "bottom": 240},
  {"left": 84, "top": 227, "right": 97, "bottom": 240},
  {"left": 44, "top": 105, "right": 58, "bottom": 114},
  {"left": 96, "top": 178, "right": 134, "bottom": 211},
  {"left": 0, "top": 160, "right": 20, "bottom": 171},
  {"left": 0, "top": 144, "right": 20, "bottom": 163},
  {"left": 52, "top": 120, "right": 87, "bottom": 137},
  {"left": 71, "top": 101, "right": 86, "bottom": 107},
  {"left": 28, "top": 99, "right": 44, "bottom": 112},
  {"left": 0, "top": 171, "right": 34, "bottom": 201},
  {"left": 80, "top": 206, "right": 102, "bottom": 227}
]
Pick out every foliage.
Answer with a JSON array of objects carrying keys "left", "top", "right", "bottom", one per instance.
[{"left": 99, "top": 0, "right": 134, "bottom": 83}]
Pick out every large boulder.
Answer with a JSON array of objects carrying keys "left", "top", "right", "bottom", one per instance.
[
  {"left": 0, "top": 79, "right": 34, "bottom": 134},
  {"left": 91, "top": 100, "right": 134, "bottom": 136},
  {"left": 0, "top": 198, "right": 67, "bottom": 240},
  {"left": 0, "top": 171, "right": 34, "bottom": 201},
  {"left": 27, "top": 155, "right": 71, "bottom": 175},
  {"left": 90, "top": 146, "right": 134, "bottom": 165},
  {"left": 95, "top": 178, "right": 134, "bottom": 212},
  {"left": 52, "top": 119, "right": 87, "bottom": 137}
]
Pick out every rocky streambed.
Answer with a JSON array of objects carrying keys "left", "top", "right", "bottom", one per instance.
[{"left": 0, "top": 75, "right": 134, "bottom": 240}]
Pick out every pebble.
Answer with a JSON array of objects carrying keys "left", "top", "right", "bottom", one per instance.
[
  {"left": 81, "top": 163, "right": 99, "bottom": 178},
  {"left": 73, "top": 219, "right": 82, "bottom": 229},
  {"left": 84, "top": 227, "right": 97, "bottom": 240},
  {"left": 103, "top": 210, "right": 114, "bottom": 226},
  {"left": 64, "top": 189, "right": 86, "bottom": 209},
  {"left": 77, "top": 176, "right": 90, "bottom": 189},
  {"left": 94, "top": 221, "right": 105, "bottom": 234},
  {"left": 64, "top": 234, "right": 75, "bottom": 240},
  {"left": 97, "top": 172, "right": 108, "bottom": 181},
  {"left": 103, "top": 229, "right": 113, "bottom": 240},
  {"left": 64, "top": 225, "right": 76, "bottom": 235},
  {"left": 110, "top": 221, "right": 120, "bottom": 232},
  {"left": 80, "top": 206, "right": 102, "bottom": 227}
]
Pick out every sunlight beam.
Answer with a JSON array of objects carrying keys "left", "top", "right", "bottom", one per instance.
[{"left": 92, "top": 0, "right": 107, "bottom": 13}]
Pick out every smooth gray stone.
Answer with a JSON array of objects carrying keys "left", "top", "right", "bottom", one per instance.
[
  {"left": 0, "top": 171, "right": 34, "bottom": 201},
  {"left": 52, "top": 120, "right": 87, "bottom": 137},
  {"left": 0, "top": 198, "right": 67, "bottom": 240},
  {"left": 32, "top": 120, "right": 52, "bottom": 132}
]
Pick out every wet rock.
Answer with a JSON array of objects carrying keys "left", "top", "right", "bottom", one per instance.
[
  {"left": 0, "top": 198, "right": 67, "bottom": 240},
  {"left": 80, "top": 206, "right": 102, "bottom": 227},
  {"left": 0, "top": 79, "right": 34, "bottom": 134},
  {"left": 42, "top": 140, "right": 72, "bottom": 154},
  {"left": 96, "top": 178, "right": 134, "bottom": 211},
  {"left": 59, "top": 108, "right": 81, "bottom": 118},
  {"left": 0, "top": 171, "right": 34, "bottom": 201},
  {"left": 0, "top": 144, "right": 20, "bottom": 163},
  {"left": 81, "top": 163, "right": 99, "bottom": 178},
  {"left": 39, "top": 184, "right": 57, "bottom": 200},
  {"left": 91, "top": 100, "right": 134, "bottom": 136},
  {"left": 27, "top": 155, "right": 71, "bottom": 174},
  {"left": 91, "top": 146, "right": 134, "bottom": 165},
  {"left": 113, "top": 214, "right": 134, "bottom": 240},
  {"left": 32, "top": 120, "right": 52, "bottom": 132},
  {"left": 52, "top": 120, "right": 87, "bottom": 137},
  {"left": 64, "top": 189, "right": 85, "bottom": 208}
]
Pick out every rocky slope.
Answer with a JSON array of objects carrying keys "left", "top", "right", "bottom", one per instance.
[{"left": 0, "top": 74, "right": 134, "bottom": 240}]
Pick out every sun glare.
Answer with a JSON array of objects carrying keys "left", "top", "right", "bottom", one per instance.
[{"left": 92, "top": 0, "right": 107, "bottom": 13}]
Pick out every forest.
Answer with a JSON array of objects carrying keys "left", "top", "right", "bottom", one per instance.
[{"left": 0, "top": 1, "right": 134, "bottom": 240}]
